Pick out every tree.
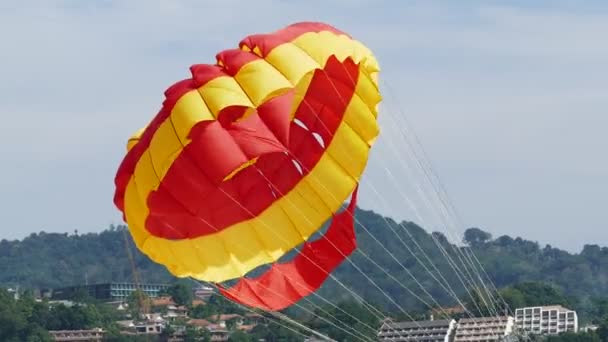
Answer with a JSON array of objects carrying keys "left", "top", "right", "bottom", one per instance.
[
  {"left": 463, "top": 228, "right": 492, "bottom": 246},
  {"left": 70, "top": 287, "right": 95, "bottom": 304},
  {"left": 228, "top": 330, "right": 254, "bottom": 342},
  {"left": 169, "top": 282, "right": 193, "bottom": 307},
  {"left": 126, "top": 290, "right": 151, "bottom": 319},
  {"left": 3, "top": 215, "right": 608, "bottom": 321},
  {"left": 464, "top": 287, "right": 503, "bottom": 317},
  {"left": 21, "top": 324, "right": 51, "bottom": 342},
  {"left": 250, "top": 322, "right": 304, "bottom": 342},
  {"left": 46, "top": 303, "right": 102, "bottom": 330},
  {"left": 190, "top": 303, "right": 215, "bottom": 319},
  {"left": 546, "top": 331, "right": 600, "bottom": 342},
  {"left": 510, "top": 282, "right": 571, "bottom": 307},
  {"left": 597, "top": 318, "right": 608, "bottom": 342},
  {"left": 184, "top": 326, "right": 205, "bottom": 342},
  {"left": 0, "top": 288, "right": 51, "bottom": 342},
  {"left": 160, "top": 324, "right": 176, "bottom": 340},
  {"left": 499, "top": 287, "right": 526, "bottom": 312},
  {"left": 226, "top": 317, "right": 239, "bottom": 330},
  {"left": 306, "top": 300, "right": 380, "bottom": 341}
]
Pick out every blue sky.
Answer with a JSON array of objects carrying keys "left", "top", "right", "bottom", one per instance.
[{"left": 0, "top": 0, "right": 606, "bottom": 252}]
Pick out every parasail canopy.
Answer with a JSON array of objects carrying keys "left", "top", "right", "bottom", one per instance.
[{"left": 113, "top": 21, "right": 381, "bottom": 288}]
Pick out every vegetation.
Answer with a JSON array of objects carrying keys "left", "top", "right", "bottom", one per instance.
[
  {"left": 1, "top": 208, "right": 608, "bottom": 339},
  {"left": 0, "top": 285, "right": 306, "bottom": 341},
  {"left": 2, "top": 213, "right": 607, "bottom": 311},
  {"left": 306, "top": 300, "right": 380, "bottom": 341},
  {"left": 168, "top": 282, "right": 193, "bottom": 307},
  {"left": 0, "top": 287, "right": 122, "bottom": 341}
]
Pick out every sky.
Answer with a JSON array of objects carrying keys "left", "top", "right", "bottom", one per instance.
[{"left": 0, "top": 0, "right": 606, "bottom": 253}]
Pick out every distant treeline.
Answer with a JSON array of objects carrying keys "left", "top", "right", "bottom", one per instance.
[{"left": 1, "top": 208, "right": 607, "bottom": 321}]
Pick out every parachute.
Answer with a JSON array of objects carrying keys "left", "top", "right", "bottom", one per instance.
[{"left": 113, "top": 21, "right": 381, "bottom": 310}]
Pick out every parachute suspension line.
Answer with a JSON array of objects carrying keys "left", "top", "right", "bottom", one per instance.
[
  {"left": 357, "top": 160, "right": 478, "bottom": 315},
  {"left": 185, "top": 195, "right": 378, "bottom": 341},
  {"left": 369, "top": 124, "right": 490, "bottom": 318},
  {"left": 188, "top": 279, "right": 336, "bottom": 342},
  {"left": 314, "top": 279, "right": 406, "bottom": 341},
  {"left": 290, "top": 67, "right": 469, "bottom": 317},
  {"left": 114, "top": 22, "right": 472, "bottom": 340},
  {"left": 222, "top": 274, "right": 377, "bottom": 342},
  {"left": 137, "top": 123, "right": 382, "bottom": 339},
  {"left": 379, "top": 79, "right": 506, "bottom": 317},
  {"left": 355, "top": 248, "right": 444, "bottom": 312},
  {"left": 379, "top": 89, "right": 505, "bottom": 318},
  {"left": 305, "top": 65, "right": 481, "bottom": 318},
  {"left": 302, "top": 93, "right": 470, "bottom": 315},
  {"left": 305, "top": 288, "right": 382, "bottom": 335},
  {"left": 247, "top": 283, "right": 375, "bottom": 342},
  {"left": 224, "top": 270, "right": 377, "bottom": 342},
  {"left": 376, "top": 95, "right": 499, "bottom": 318},
  {"left": 263, "top": 314, "right": 322, "bottom": 340},
  {"left": 273, "top": 81, "right": 480, "bottom": 327},
  {"left": 260, "top": 288, "right": 376, "bottom": 342},
  {"left": 160, "top": 89, "right": 391, "bottom": 332},
  {"left": 469, "top": 249, "right": 512, "bottom": 314},
  {"left": 216, "top": 182, "right": 422, "bottom": 327},
  {"left": 121, "top": 227, "right": 149, "bottom": 317},
  {"left": 245, "top": 133, "right": 438, "bottom": 321},
  {"left": 297, "top": 115, "right": 475, "bottom": 319},
  {"left": 390, "top": 115, "right": 504, "bottom": 316},
  {"left": 360, "top": 180, "right": 474, "bottom": 317},
  {"left": 324, "top": 61, "right": 493, "bottom": 316},
  {"left": 163, "top": 113, "right": 414, "bottom": 328},
  {"left": 210, "top": 281, "right": 373, "bottom": 342},
  {"left": 289, "top": 297, "right": 377, "bottom": 342},
  {"left": 276, "top": 153, "right": 445, "bottom": 314},
  {"left": 323, "top": 60, "right": 503, "bottom": 321},
  {"left": 269, "top": 312, "right": 338, "bottom": 342},
  {"left": 324, "top": 276, "right": 388, "bottom": 321}
]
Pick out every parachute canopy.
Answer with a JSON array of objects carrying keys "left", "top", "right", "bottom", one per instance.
[{"left": 113, "top": 22, "right": 381, "bottom": 288}]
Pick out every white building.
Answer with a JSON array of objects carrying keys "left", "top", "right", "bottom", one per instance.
[
  {"left": 378, "top": 319, "right": 457, "bottom": 342},
  {"left": 515, "top": 305, "right": 578, "bottom": 335},
  {"left": 454, "top": 316, "right": 514, "bottom": 342}
]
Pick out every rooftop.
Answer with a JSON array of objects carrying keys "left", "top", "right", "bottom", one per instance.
[
  {"left": 516, "top": 305, "right": 575, "bottom": 312},
  {"left": 459, "top": 316, "right": 512, "bottom": 323},
  {"left": 382, "top": 319, "right": 454, "bottom": 330}
]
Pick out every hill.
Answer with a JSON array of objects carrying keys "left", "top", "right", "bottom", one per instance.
[{"left": 1, "top": 208, "right": 607, "bottom": 319}]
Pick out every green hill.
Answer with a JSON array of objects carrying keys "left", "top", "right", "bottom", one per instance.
[{"left": 1, "top": 208, "right": 607, "bottom": 319}]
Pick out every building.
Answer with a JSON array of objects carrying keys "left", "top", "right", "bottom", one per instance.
[
  {"left": 151, "top": 296, "right": 189, "bottom": 319},
  {"left": 515, "top": 305, "right": 578, "bottom": 335},
  {"left": 378, "top": 319, "right": 457, "bottom": 342},
  {"left": 580, "top": 324, "right": 598, "bottom": 333},
  {"left": 187, "top": 319, "right": 230, "bottom": 341},
  {"left": 194, "top": 285, "right": 215, "bottom": 299},
  {"left": 6, "top": 287, "right": 19, "bottom": 300},
  {"left": 117, "top": 319, "right": 165, "bottom": 336},
  {"left": 50, "top": 282, "right": 170, "bottom": 301},
  {"left": 454, "top": 316, "right": 514, "bottom": 342},
  {"left": 48, "top": 328, "right": 105, "bottom": 341}
]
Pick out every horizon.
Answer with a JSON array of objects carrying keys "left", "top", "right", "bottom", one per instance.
[
  {"left": 1, "top": 1, "right": 607, "bottom": 253},
  {"left": 3, "top": 210, "right": 606, "bottom": 255}
]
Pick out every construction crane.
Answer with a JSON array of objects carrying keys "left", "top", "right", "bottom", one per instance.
[{"left": 122, "top": 227, "right": 150, "bottom": 317}]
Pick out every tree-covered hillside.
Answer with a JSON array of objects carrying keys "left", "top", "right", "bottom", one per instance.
[{"left": 1, "top": 208, "right": 607, "bottom": 319}]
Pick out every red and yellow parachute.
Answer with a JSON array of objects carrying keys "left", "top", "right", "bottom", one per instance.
[{"left": 113, "top": 22, "right": 381, "bottom": 310}]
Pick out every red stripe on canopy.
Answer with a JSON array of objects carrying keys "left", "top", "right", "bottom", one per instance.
[{"left": 216, "top": 186, "right": 359, "bottom": 311}]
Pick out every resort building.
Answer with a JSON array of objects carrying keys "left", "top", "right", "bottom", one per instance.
[
  {"left": 378, "top": 319, "right": 457, "bottom": 342},
  {"left": 515, "top": 305, "right": 578, "bottom": 335},
  {"left": 454, "top": 316, "right": 514, "bottom": 342},
  {"left": 49, "top": 282, "right": 170, "bottom": 301}
]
